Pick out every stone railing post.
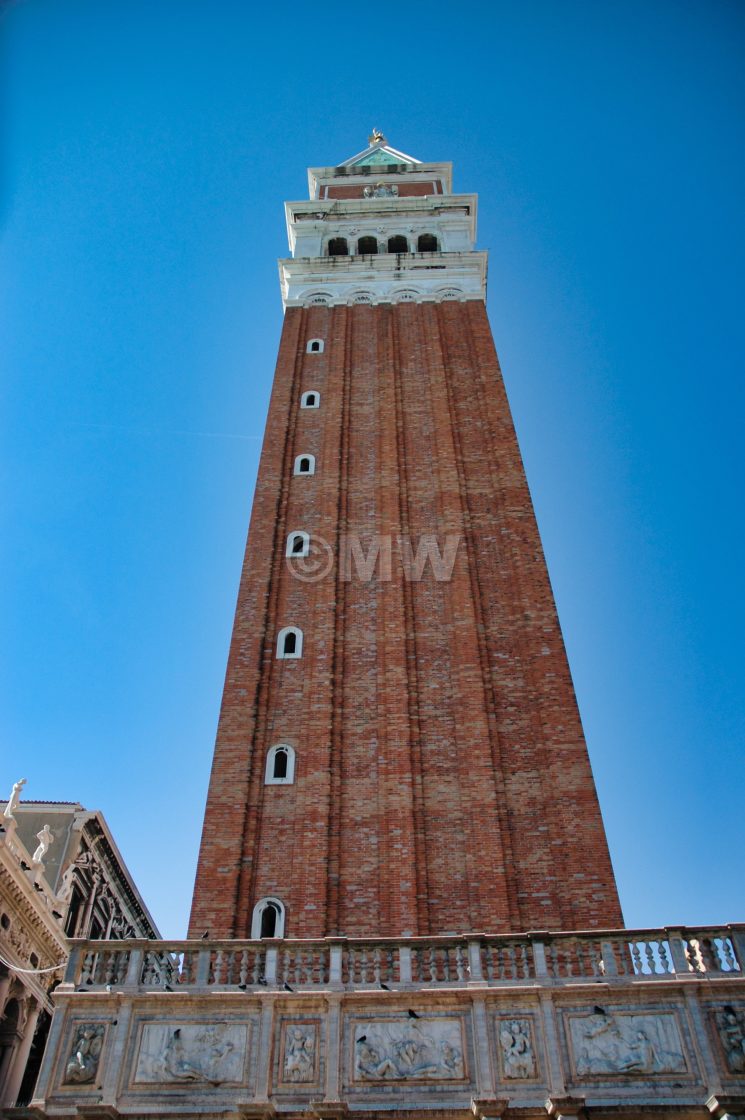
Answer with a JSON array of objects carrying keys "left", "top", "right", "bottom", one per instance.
[
  {"left": 468, "top": 940, "right": 484, "bottom": 982},
  {"left": 195, "top": 947, "right": 211, "bottom": 987},
  {"left": 531, "top": 936, "right": 548, "bottom": 979},
  {"left": 265, "top": 946, "right": 278, "bottom": 985},
  {"left": 600, "top": 940, "right": 619, "bottom": 977},
  {"left": 399, "top": 945, "right": 412, "bottom": 984},
  {"left": 329, "top": 943, "right": 343, "bottom": 984},
  {"left": 63, "top": 943, "right": 82, "bottom": 986},
  {"left": 665, "top": 929, "right": 690, "bottom": 975},
  {"left": 124, "top": 947, "right": 144, "bottom": 989}
]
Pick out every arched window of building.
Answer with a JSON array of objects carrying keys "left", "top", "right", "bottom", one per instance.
[
  {"left": 328, "top": 237, "right": 348, "bottom": 257},
  {"left": 300, "top": 391, "right": 320, "bottom": 409},
  {"left": 417, "top": 233, "right": 438, "bottom": 252},
  {"left": 357, "top": 236, "right": 378, "bottom": 255},
  {"left": 251, "top": 897, "right": 285, "bottom": 939},
  {"left": 306, "top": 339, "right": 324, "bottom": 354},
  {"left": 286, "top": 531, "right": 310, "bottom": 558},
  {"left": 294, "top": 454, "right": 315, "bottom": 476},
  {"left": 0, "top": 998, "right": 20, "bottom": 1054},
  {"left": 387, "top": 235, "right": 409, "bottom": 254},
  {"left": 276, "top": 626, "right": 303, "bottom": 659},
  {"left": 64, "top": 885, "right": 84, "bottom": 938},
  {"left": 265, "top": 744, "right": 296, "bottom": 785}
]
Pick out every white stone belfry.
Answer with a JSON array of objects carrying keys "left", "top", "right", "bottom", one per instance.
[{"left": 279, "top": 134, "right": 486, "bottom": 308}]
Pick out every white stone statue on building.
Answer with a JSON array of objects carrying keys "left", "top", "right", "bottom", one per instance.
[
  {"left": 3, "top": 777, "right": 27, "bottom": 820},
  {"left": 32, "top": 823, "right": 53, "bottom": 865}
]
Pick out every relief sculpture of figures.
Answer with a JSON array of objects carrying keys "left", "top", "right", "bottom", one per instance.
[
  {"left": 363, "top": 182, "right": 399, "bottom": 198},
  {"left": 499, "top": 1019, "right": 536, "bottom": 1078},
  {"left": 32, "top": 823, "right": 54, "bottom": 865},
  {"left": 64, "top": 1024, "right": 104, "bottom": 1084},
  {"left": 134, "top": 1022, "right": 247, "bottom": 1085},
  {"left": 571, "top": 1012, "right": 686, "bottom": 1076},
  {"left": 354, "top": 1019, "right": 465, "bottom": 1082},
  {"left": 715, "top": 1007, "right": 745, "bottom": 1073},
  {"left": 3, "top": 777, "right": 27, "bottom": 820},
  {"left": 283, "top": 1024, "right": 316, "bottom": 1083}
]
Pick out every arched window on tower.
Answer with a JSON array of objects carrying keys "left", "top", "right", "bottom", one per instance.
[
  {"left": 306, "top": 339, "right": 324, "bottom": 354},
  {"left": 417, "top": 233, "right": 438, "bottom": 252},
  {"left": 251, "top": 897, "right": 286, "bottom": 938},
  {"left": 276, "top": 626, "right": 303, "bottom": 659},
  {"left": 265, "top": 744, "right": 296, "bottom": 785},
  {"left": 286, "top": 531, "right": 310, "bottom": 558},
  {"left": 357, "top": 236, "right": 378, "bottom": 255},
  {"left": 387, "top": 235, "right": 409, "bottom": 254},
  {"left": 294, "top": 454, "right": 315, "bottom": 476},
  {"left": 328, "top": 237, "right": 348, "bottom": 257},
  {"left": 300, "top": 391, "right": 320, "bottom": 409}
]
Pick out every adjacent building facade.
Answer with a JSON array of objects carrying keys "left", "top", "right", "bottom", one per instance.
[
  {"left": 0, "top": 788, "right": 158, "bottom": 1108},
  {"left": 16, "top": 137, "right": 745, "bottom": 1119}
]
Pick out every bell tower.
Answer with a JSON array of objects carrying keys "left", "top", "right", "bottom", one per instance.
[{"left": 189, "top": 134, "right": 622, "bottom": 941}]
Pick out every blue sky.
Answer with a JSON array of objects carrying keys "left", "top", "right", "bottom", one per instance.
[{"left": 2, "top": 0, "right": 743, "bottom": 939}]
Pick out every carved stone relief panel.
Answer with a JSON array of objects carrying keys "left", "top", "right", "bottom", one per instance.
[
  {"left": 63, "top": 1022, "right": 106, "bottom": 1085},
  {"left": 567, "top": 1011, "right": 686, "bottom": 1077},
  {"left": 496, "top": 1017, "right": 538, "bottom": 1080},
  {"left": 713, "top": 1006, "right": 745, "bottom": 1074},
  {"left": 133, "top": 1022, "right": 248, "bottom": 1085},
  {"left": 352, "top": 1017, "right": 466, "bottom": 1082},
  {"left": 278, "top": 1020, "right": 319, "bottom": 1086}
]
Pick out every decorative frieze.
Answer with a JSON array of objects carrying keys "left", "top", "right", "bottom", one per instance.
[
  {"left": 566, "top": 1010, "right": 686, "bottom": 1076},
  {"left": 133, "top": 1021, "right": 249, "bottom": 1085},
  {"left": 351, "top": 1016, "right": 466, "bottom": 1082},
  {"left": 63, "top": 1023, "right": 105, "bottom": 1085}
]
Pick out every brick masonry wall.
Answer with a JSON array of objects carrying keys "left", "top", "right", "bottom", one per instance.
[{"left": 188, "top": 301, "right": 623, "bottom": 940}]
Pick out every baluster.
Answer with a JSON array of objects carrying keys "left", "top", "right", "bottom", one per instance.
[
  {"left": 140, "top": 953, "right": 154, "bottom": 986},
  {"left": 507, "top": 944, "right": 518, "bottom": 980},
  {"left": 587, "top": 941, "right": 600, "bottom": 977},
  {"left": 119, "top": 951, "right": 130, "bottom": 984},
  {"left": 213, "top": 950, "right": 224, "bottom": 985},
  {"left": 519, "top": 943, "right": 531, "bottom": 979},
  {"left": 703, "top": 937, "right": 719, "bottom": 971},
  {"left": 549, "top": 943, "right": 559, "bottom": 979},
  {"left": 455, "top": 944, "right": 466, "bottom": 981},
  {"left": 428, "top": 946, "right": 437, "bottom": 982},
  {"left": 494, "top": 945, "right": 505, "bottom": 981},
  {"left": 360, "top": 948, "right": 369, "bottom": 984},
  {"left": 658, "top": 941, "right": 671, "bottom": 974},
  {"left": 644, "top": 941, "right": 656, "bottom": 974},
  {"left": 722, "top": 937, "right": 737, "bottom": 972},
  {"left": 302, "top": 949, "right": 312, "bottom": 985},
  {"left": 373, "top": 948, "right": 381, "bottom": 983},
  {"left": 80, "top": 951, "right": 95, "bottom": 985},
  {"left": 631, "top": 942, "right": 643, "bottom": 975}
]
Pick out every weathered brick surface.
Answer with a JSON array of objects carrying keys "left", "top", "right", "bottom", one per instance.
[{"left": 189, "top": 301, "right": 623, "bottom": 940}]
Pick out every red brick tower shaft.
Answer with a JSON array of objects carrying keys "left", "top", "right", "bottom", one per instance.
[{"left": 189, "top": 139, "right": 622, "bottom": 940}]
